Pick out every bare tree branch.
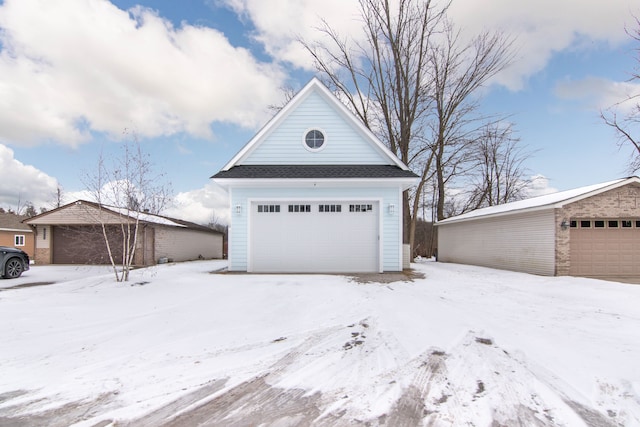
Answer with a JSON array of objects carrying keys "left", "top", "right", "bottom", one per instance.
[
  {"left": 300, "top": 0, "right": 514, "bottom": 252},
  {"left": 601, "top": 17, "right": 640, "bottom": 173},
  {"left": 81, "top": 130, "right": 172, "bottom": 282}
]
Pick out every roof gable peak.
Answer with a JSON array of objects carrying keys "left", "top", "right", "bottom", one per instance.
[{"left": 220, "top": 77, "right": 407, "bottom": 171}]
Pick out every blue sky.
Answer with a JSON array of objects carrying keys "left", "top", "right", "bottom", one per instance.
[{"left": 0, "top": 0, "right": 639, "bottom": 223}]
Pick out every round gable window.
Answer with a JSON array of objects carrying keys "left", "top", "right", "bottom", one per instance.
[{"left": 304, "top": 129, "right": 325, "bottom": 150}]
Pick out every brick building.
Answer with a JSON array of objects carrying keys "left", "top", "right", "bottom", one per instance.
[
  {"left": 436, "top": 177, "right": 640, "bottom": 278},
  {"left": 0, "top": 212, "right": 34, "bottom": 258}
]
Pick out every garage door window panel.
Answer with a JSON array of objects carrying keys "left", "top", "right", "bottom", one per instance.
[
  {"left": 349, "top": 204, "right": 373, "bottom": 212},
  {"left": 319, "top": 204, "right": 341, "bottom": 213},
  {"left": 257, "top": 204, "right": 280, "bottom": 213},
  {"left": 580, "top": 220, "right": 591, "bottom": 228},
  {"left": 288, "top": 204, "right": 311, "bottom": 213}
]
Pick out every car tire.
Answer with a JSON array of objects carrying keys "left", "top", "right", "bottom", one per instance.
[{"left": 3, "top": 257, "right": 23, "bottom": 279}]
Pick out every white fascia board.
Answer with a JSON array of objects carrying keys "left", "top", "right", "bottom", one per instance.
[
  {"left": 213, "top": 177, "right": 418, "bottom": 190},
  {"left": 0, "top": 228, "right": 33, "bottom": 233},
  {"left": 221, "top": 79, "right": 318, "bottom": 171},
  {"left": 311, "top": 80, "right": 409, "bottom": 170}
]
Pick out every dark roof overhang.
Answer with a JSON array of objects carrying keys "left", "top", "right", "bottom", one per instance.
[{"left": 211, "top": 165, "right": 419, "bottom": 179}]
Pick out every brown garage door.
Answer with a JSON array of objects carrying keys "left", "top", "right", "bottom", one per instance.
[
  {"left": 52, "top": 225, "right": 126, "bottom": 264},
  {"left": 570, "top": 219, "right": 640, "bottom": 277}
]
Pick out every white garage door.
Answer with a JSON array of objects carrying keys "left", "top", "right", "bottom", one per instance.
[
  {"left": 249, "top": 201, "right": 379, "bottom": 273},
  {"left": 570, "top": 219, "right": 640, "bottom": 277}
]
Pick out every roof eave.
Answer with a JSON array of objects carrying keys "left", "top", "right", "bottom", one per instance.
[
  {"left": 437, "top": 176, "right": 640, "bottom": 225},
  {"left": 552, "top": 176, "right": 640, "bottom": 208},
  {"left": 214, "top": 176, "right": 418, "bottom": 190},
  {"left": 435, "top": 204, "right": 557, "bottom": 226}
]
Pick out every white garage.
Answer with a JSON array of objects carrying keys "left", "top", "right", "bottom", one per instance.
[
  {"left": 213, "top": 78, "right": 418, "bottom": 273},
  {"left": 249, "top": 201, "right": 379, "bottom": 273}
]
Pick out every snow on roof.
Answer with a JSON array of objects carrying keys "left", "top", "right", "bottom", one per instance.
[
  {"left": 104, "top": 205, "right": 187, "bottom": 228},
  {"left": 437, "top": 177, "right": 639, "bottom": 225}
]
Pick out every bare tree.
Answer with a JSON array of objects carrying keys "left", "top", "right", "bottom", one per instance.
[
  {"left": 53, "top": 186, "right": 64, "bottom": 209},
  {"left": 23, "top": 202, "right": 37, "bottom": 217},
  {"left": 429, "top": 20, "right": 514, "bottom": 220},
  {"left": 601, "top": 18, "right": 640, "bottom": 173},
  {"left": 268, "top": 84, "right": 299, "bottom": 113},
  {"left": 460, "top": 121, "right": 531, "bottom": 211},
  {"left": 82, "top": 131, "right": 172, "bottom": 282},
  {"left": 302, "top": 0, "right": 444, "bottom": 252},
  {"left": 207, "top": 211, "right": 228, "bottom": 234},
  {"left": 301, "top": 0, "right": 513, "bottom": 252}
]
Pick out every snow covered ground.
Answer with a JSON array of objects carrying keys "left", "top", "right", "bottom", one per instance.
[{"left": 0, "top": 260, "right": 638, "bottom": 426}]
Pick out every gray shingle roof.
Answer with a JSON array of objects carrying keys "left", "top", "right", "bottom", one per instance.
[
  {"left": 212, "top": 165, "right": 419, "bottom": 179},
  {"left": 0, "top": 212, "right": 31, "bottom": 231}
]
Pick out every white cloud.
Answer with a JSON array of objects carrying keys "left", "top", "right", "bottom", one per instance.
[
  {"left": 525, "top": 174, "right": 558, "bottom": 198},
  {"left": 0, "top": 0, "right": 286, "bottom": 147},
  {"left": 555, "top": 76, "right": 640, "bottom": 112},
  {"left": 221, "top": 0, "right": 639, "bottom": 91},
  {"left": 164, "top": 182, "right": 230, "bottom": 226},
  {"left": 219, "top": 0, "right": 363, "bottom": 69},
  {"left": 447, "top": 0, "right": 639, "bottom": 90},
  {"left": 0, "top": 144, "right": 59, "bottom": 210}
]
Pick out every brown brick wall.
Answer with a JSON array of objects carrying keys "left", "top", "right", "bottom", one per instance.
[
  {"left": 0, "top": 231, "right": 35, "bottom": 258},
  {"left": 555, "top": 183, "right": 640, "bottom": 275},
  {"left": 35, "top": 248, "right": 52, "bottom": 265}
]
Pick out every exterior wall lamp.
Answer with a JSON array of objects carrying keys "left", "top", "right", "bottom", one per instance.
[
  {"left": 235, "top": 204, "right": 242, "bottom": 215},
  {"left": 388, "top": 204, "right": 395, "bottom": 215},
  {"left": 560, "top": 219, "right": 570, "bottom": 230}
]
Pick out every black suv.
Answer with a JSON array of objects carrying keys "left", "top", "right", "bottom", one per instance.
[{"left": 0, "top": 246, "right": 30, "bottom": 279}]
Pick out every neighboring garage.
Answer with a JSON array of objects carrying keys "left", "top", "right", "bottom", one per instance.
[
  {"left": 569, "top": 219, "right": 640, "bottom": 277},
  {"left": 51, "top": 225, "right": 124, "bottom": 264},
  {"left": 25, "top": 200, "right": 223, "bottom": 266},
  {"left": 436, "top": 176, "right": 640, "bottom": 278},
  {"left": 249, "top": 201, "right": 379, "bottom": 273}
]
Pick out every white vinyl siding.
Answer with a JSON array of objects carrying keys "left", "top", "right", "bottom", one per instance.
[
  {"left": 155, "top": 227, "right": 223, "bottom": 262},
  {"left": 438, "top": 210, "right": 556, "bottom": 276},
  {"left": 242, "top": 91, "right": 388, "bottom": 165},
  {"left": 36, "top": 226, "right": 50, "bottom": 249}
]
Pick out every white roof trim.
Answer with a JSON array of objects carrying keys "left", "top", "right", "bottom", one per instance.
[
  {"left": 105, "top": 205, "right": 187, "bottom": 228},
  {"left": 437, "top": 177, "right": 640, "bottom": 225},
  {"left": 0, "top": 228, "right": 32, "bottom": 233},
  {"left": 221, "top": 77, "right": 408, "bottom": 171}
]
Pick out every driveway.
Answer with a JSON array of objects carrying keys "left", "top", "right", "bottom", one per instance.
[
  {"left": 0, "top": 265, "right": 115, "bottom": 290},
  {"left": 0, "top": 260, "right": 638, "bottom": 426}
]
